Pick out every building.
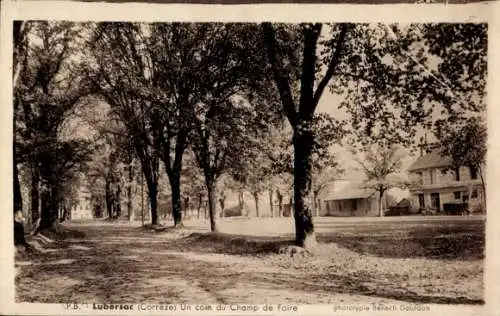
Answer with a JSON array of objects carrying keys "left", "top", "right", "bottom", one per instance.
[
  {"left": 322, "top": 179, "right": 410, "bottom": 217},
  {"left": 407, "top": 149, "right": 485, "bottom": 214},
  {"left": 70, "top": 187, "right": 93, "bottom": 220},
  {"left": 324, "top": 185, "right": 380, "bottom": 216}
]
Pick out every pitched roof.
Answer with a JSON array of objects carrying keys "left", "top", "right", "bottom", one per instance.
[
  {"left": 325, "top": 183, "right": 375, "bottom": 200},
  {"left": 407, "top": 149, "right": 451, "bottom": 171},
  {"left": 394, "top": 198, "right": 411, "bottom": 208}
]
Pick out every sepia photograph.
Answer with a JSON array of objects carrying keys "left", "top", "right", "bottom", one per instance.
[{"left": 2, "top": 1, "right": 498, "bottom": 314}]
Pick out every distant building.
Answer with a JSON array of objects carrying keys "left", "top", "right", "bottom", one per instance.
[
  {"left": 407, "top": 149, "right": 485, "bottom": 214},
  {"left": 70, "top": 187, "right": 93, "bottom": 220},
  {"left": 321, "top": 180, "right": 407, "bottom": 217},
  {"left": 323, "top": 185, "right": 380, "bottom": 217}
]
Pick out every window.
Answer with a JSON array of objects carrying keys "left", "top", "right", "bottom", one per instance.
[
  {"left": 462, "top": 192, "right": 469, "bottom": 203},
  {"left": 454, "top": 191, "right": 461, "bottom": 200},
  {"left": 472, "top": 189, "right": 478, "bottom": 199},
  {"left": 470, "top": 166, "right": 478, "bottom": 180},
  {"left": 441, "top": 169, "right": 447, "bottom": 175},
  {"left": 430, "top": 193, "right": 441, "bottom": 211},
  {"left": 455, "top": 168, "right": 460, "bottom": 181},
  {"left": 430, "top": 170, "right": 435, "bottom": 184},
  {"left": 418, "top": 194, "right": 425, "bottom": 208},
  {"left": 352, "top": 199, "right": 357, "bottom": 210}
]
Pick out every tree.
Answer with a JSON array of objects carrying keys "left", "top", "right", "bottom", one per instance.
[
  {"left": 89, "top": 22, "right": 162, "bottom": 225},
  {"left": 261, "top": 23, "right": 349, "bottom": 248},
  {"left": 181, "top": 152, "right": 207, "bottom": 219},
  {"left": 438, "top": 117, "right": 487, "bottom": 207},
  {"left": 261, "top": 23, "right": 486, "bottom": 248},
  {"left": 355, "top": 145, "right": 408, "bottom": 217},
  {"left": 14, "top": 21, "right": 95, "bottom": 229},
  {"left": 13, "top": 21, "right": 33, "bottom": 214},
  {"left": 188, "top": 24, "right": 268, "bottom": 232},
  {"left": 145, "top": 23, "right": 217, "bottom": 227}
]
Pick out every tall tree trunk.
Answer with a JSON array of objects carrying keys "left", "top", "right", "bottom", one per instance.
[
  {"left": 238, "top": 190, "right": 244, "bottom": 214},
  {"left": 253, "top": 192, "right": 260, "bottom": 217},
  {"left": 40, "top": 189, "right": 52, "bottom": 230},
  {"left": 40, "top": 182, "right": 59, "bottom": 230},
  {"left": 183, "top": 196, "right": 190, "bottom": 219},
  {"left": 219, "top": 196, "right": 225, "bottom": 218},
  {"left": 313, "top": 191, "right": 319, "bottom": 216},
  {"left": 14, "top": 163, "right": 22, "bottom": 213},
  {"left": 105, "top": 180, "right": 112, "bottom": 219},
  {"left": 127, "top": 164, "right": 133, "bottom": 221},
  {"left": 115, "top": 185, "right": 122, "bottom": 218},
  {"left": 268, "top": 188, "right": 274, "bottom": 217},
  {"left": 204, "top": 201, "right": 207, "bottom": 220},
  {"left": 30, "top": 164, "right": 40, "bottom": 224},
  {"left": 197, "top": 193, "right": 202, "bottom": 219},
  {"left": 276, "top": 189, "right": 283, "bottom": 217},
  {"left": 379, "top": 190, "right": 384, "bottom": 217},
  {"left": 205, "top": 179, "right": 218, "bottom": 232},
  {"left": 293, "top": 128, "right": 316, "bottom": 248},
  {"left": 478, "top": 165, "right": 486, "bottom": 212},
  {"left": 146, "top": 178, "right": 158, "bottom": 225},
  {"left": 169, "top": 171, "right": 183, "bottom": 227}
]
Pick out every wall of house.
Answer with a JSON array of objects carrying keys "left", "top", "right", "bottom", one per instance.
[
  {"left": 71, "top": 192, "right": 93, "bottom": 220},
  {"left": 324, "top": 197, "right": 379, "bottom": 217},
  {"left": 410, "top": 185, "right": 484, "bottom": 212},
  {"left": 417, "top": 166, "right": 480, "bottom": 186}
]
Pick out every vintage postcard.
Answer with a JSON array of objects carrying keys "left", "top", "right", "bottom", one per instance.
[{"left": 1, "top": 0, "right": 499, "bottom": 315}]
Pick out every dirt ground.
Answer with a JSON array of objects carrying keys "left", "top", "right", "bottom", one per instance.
[{"left": 15, "top": 216, "right": 484, "bottom": 305}]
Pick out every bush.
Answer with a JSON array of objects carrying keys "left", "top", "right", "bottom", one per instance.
[
  {"left": 223, "top": 206, "right": 242, "bottom": 217},
  {"left": 443, "top": 203, "right": 468, "bottom": 215},
  {"left": 471, "top": 203, "right": 485, "bottom": 214},
  {"left": 420, "top": 208, "right": 438, "bottom": 216}
]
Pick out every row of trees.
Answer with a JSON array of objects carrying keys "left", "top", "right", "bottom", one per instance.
[{"left": 14, "top": 22, "right": 486, "bottom": 248}]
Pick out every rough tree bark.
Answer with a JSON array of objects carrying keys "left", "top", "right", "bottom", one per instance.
[
  {"left": 169, "top": 170, "right": 183, "bottom": 226},
  {"left": 276, "top": 189, "right": 283, "bottom": 217},
  {"left": 115, "top": 185, "right": 122, "bottom": 218},
  {"left": 206, "top": 178, "right": 218, "bottom": 232},
  {"left": 127, "top": 163, "right": 133, "bottom": 221},
  {"left": 14, "top": 163, "right": 22, "bottom": 213},
  {"left": 253, "top": 192, "right": 260, "bottom": 217},
  {"left": 105, "top": 180, "right": 113, "bottom": 219},
  {"left": 238, "top": 190, "right": 244, "bottom": 214},
  {"left": 197, "top": 193, "right": 203, "bottom": 219},
  {"left": 262, "top": 23, "right": 348, "bottom": 248},
  {"left": 378, "top": 189, "right": 385, "bottom": 217},
  {"left": 293, "top": 128, "right": 317, "bottom": 248},
  {"left": 39, "top": 184, "right": 59, "bottom": 230},
  {"left": 146, "top": 178, "right": 158, "bottom": 225},
  {"left": 478, "top": 165, "right": 487, "bottom": 212},
  {"left": 313, "top": 191, "right": 319, "bottom": 217},
  {"left": 268, "top": 188, "right": 274, "bottom": 217},
  {"left": 219, "top": 196, "right": 225, "bottom": 218},
  {"left": 30, "top": 166, "right": 40, "bottom": 224}
]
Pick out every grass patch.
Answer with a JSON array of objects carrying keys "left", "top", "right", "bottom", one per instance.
[{"left": 317, "top": 222, "right": 484, "bottom": 260}]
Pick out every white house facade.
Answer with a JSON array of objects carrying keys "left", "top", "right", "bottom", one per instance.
[{"left": 407, "top": 150, "right": 485, "bottom": 214}]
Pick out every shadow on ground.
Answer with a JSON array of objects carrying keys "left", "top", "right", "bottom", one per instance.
[
  {"left": 317, "top": 221, "right": 484, "bottom": 260},
  {"left": 15, "top": 221, "right": 484, "bottom": 305}
]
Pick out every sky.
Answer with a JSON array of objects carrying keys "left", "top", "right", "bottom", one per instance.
[{"left": 315, "top": 90, "right": 421, "bottom": 180}]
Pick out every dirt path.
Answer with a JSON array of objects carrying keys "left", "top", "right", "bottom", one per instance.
[{"left": 15, "top": 222, "right": 482, "bottom": 305}]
